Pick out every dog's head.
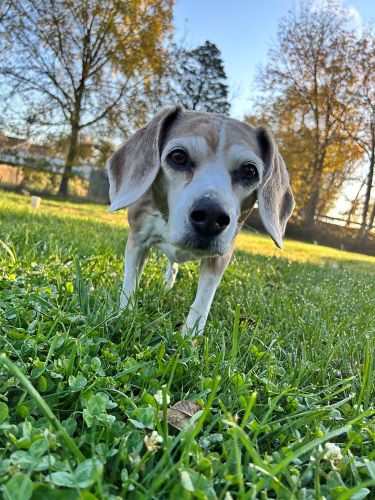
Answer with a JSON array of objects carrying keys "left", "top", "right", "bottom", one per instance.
[{"left": 107, "top": 106, "right": 295, "bottom": 255}]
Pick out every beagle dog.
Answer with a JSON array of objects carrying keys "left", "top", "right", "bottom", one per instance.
[{"left": 107, "top": 106, "right": 294, "bottom": 335}]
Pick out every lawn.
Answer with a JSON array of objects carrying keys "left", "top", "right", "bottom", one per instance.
[{"left": 0, "top": 190, "right": 374, "bottom": 499}]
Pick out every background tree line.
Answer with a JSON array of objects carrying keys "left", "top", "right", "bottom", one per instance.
[{"left": 0, "top": 0, "right": 373, "bottom": 244}]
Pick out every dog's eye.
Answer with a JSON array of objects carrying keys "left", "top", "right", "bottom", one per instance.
[
  {"left": 240, "top": 162, "right": 259, "bottom": 181},
  {"left": 167, "top": 148, "right": 189, "bottom": 168}
]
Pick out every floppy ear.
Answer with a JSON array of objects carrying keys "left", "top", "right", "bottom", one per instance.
[
  {"left": 107, "top": 106, "right": 181, "bottom": 212},
  {"left": 255, "top": 127, "right": 295, "bottom": 249}
]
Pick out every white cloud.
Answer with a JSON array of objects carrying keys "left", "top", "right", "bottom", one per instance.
[
  {"left": 347, "top": 5, "right": 363, "bottom": 33},
  {"left": 309, "top": 0, "right": 363, "bottom": 33}
]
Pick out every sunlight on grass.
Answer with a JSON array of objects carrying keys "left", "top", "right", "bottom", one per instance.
[
  {"left": 0, "top": 190, "right": 127, "bottom": 228},
  {"left": 2, "top": 190, "right": 373, "bottom": 274},
  {"left": 236, "top": 232, "right": 375, "bottom": 274}
]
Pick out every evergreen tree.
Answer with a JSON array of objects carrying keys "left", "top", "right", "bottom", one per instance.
[{"left": 176, "top": 41, "right": 230, "bottom": 115}]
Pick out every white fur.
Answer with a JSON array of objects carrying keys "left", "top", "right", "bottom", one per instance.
[
  {"left": 182, "top": 255, "right": 231, "bottom": 335},
  {"left": 163, "top": 261, "right": 179, "bottom": 290}
]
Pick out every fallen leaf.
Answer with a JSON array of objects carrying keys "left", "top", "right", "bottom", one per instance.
[{"left": 159, "top": 400, "right": 201, "bottom": 430}]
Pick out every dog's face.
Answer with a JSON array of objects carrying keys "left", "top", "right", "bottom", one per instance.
[
  {"left": 159, "top": 114, "right": 265, "bottom": 256},
  {"left": 107, "top": 106, "right": 294, "bottom": 252}
]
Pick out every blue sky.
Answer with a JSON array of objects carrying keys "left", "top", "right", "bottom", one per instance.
[{"left": 173, "top": 0, "right": 375, "bottom": 118}]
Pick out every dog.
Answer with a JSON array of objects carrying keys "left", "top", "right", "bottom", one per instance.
[{"left": 107, "top": 106, "right": 295, "bottom": 335}]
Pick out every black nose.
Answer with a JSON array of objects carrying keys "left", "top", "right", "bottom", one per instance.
[{"left": 189, "top": 198, "right": 230, "bottom": 237}]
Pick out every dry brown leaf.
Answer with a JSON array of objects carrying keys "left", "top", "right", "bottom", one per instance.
[{"left": 159, "top": 400, "right": 201, "bottom": 430}]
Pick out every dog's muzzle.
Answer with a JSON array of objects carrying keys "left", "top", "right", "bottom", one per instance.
[{"left": 189, "top": 198, "right": 230, "bottom": 238}]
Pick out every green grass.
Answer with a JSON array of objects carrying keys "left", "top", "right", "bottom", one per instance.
[{"left": 0, "top": 190, "right": 374, "bottom": 499}]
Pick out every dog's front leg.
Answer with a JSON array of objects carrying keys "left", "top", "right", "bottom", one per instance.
[
  {"left": 120, "top": 232, "right": 149, "bottom": 310},
  {"left": 182, "top": 252, "right": 232, "bottom": 336},
  {"left": 163, "top": 261, "right": 179, "bottom": 290}
]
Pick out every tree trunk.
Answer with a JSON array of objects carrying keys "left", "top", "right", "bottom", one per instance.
[
  {"left": 303, "top": 83, "right": 324, "bottom": 228},
  {"left": 368, "top": 201, "right": 375, "bottom": 233},
  {"left": 303, "top": 161, "right": 324, "bottom": 228},
  {"left": 58, "top": 123, "right": 79, "bottom": 196},
  {"left": 358, "top": 138, "right": 374, "bottom": 244},
  {"left": 304, "top": 188, "right": 319, "bottom": 227},
  {"left": 346, "top": 179, "right": 366, "bottom": 227}
]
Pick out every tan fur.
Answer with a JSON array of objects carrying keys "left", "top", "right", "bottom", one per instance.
[
  {"left": 127, "top": 197, "right": 157, "bottom": 235},
  {"left": 163, "top": 113, "right": 222, "bottom": 153},
  {"left": 223, "top": 120, "right": 261, "bottom": 156},
  {"left": 151, "top": 171, "right": 169, "bottom": 220},
  {"left": 206, "top": 252, "right": 233, "bottom": 276},
  {"left": 239, "top": 192, "right": 257, "bottom": 223},
  {"left": 163, "top": 111, "right": 261, "bottom": 158}
]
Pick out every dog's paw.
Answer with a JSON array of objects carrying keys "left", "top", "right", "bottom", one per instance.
[
  {"left": 163, "top": 262, "right": 179, "bottom": 291},
  {"left": 119, "top": 293, "right": 135, "bottom": 312},
  {"left": 181, "top": 315, "right": 206, "bottom": 337}
]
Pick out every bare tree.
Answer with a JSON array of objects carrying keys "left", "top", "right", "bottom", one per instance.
[
  {"left": 0, "top": 0, "right": 173, "bottom": 195},
  {"left": 0, "top": 1, "right": 11, "bottom": 22}
]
